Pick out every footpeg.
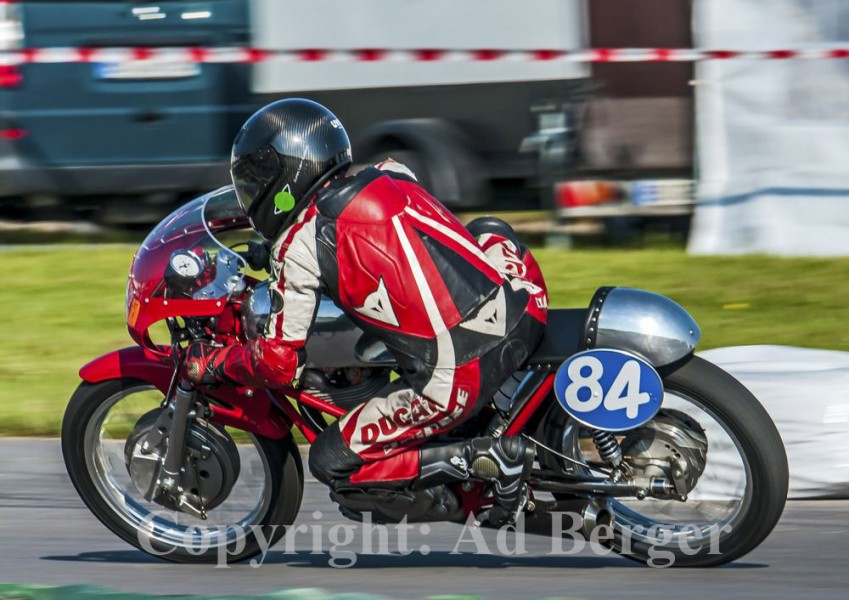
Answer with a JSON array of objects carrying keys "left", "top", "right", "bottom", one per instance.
[{"left": 418, "top": 436, "right": 535, "bottom": 527}]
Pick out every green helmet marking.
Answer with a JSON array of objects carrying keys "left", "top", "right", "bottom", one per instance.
[{"left": 273, "top": 189, "right": 296, "bottom": 213}]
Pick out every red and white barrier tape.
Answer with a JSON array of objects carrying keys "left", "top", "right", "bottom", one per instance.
[{"left": 1, "top": 47, "right": 849, "bottom": 65}]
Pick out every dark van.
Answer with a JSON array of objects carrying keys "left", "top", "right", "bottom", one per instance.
[{"left": 0, "top": 1, "right": 253, "bottom": 222}]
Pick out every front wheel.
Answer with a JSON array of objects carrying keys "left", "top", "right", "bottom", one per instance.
[
  {"left": 540, "top": 355, "right": 789, "bottom": 567},
  {"left": 62, "top": 378, "right": 304, "bottom": 564}
]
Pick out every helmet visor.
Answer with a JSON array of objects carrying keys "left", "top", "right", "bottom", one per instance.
[{"left": 231, "top": 145, "right": 281, "bottom": 218}]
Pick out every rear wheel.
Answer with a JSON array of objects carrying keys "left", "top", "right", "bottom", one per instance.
[
  {"left": 540, "top": 355, "right": 788, "bottom": 567},
  {"left": 62, "top": 378, "right": 303, "bottom": 564}
]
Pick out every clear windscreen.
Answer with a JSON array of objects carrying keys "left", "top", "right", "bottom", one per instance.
[{"left": 129, "top": 187, "right": 261, "bottom": 304}]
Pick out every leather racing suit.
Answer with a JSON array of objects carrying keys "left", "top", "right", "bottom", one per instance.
[{"left": 214, "top": 161, "right": 548, "bottom": 492}]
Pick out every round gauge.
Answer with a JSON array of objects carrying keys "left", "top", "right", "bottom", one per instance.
[{"left": 169, "top": 251, "right": 202, "bottom": 278}]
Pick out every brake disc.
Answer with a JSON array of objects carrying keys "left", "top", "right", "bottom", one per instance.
[{"left": 124, "top": 409, "right": 241, "bottom": 513}]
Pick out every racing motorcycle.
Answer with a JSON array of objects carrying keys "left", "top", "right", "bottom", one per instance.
[{"left": 62, "top": 187, "right": 788, "bottom": 567}]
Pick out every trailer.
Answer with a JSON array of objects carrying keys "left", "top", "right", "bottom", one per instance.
[{"left": 544, "top": 0, "right": 696, "bottom": 237}]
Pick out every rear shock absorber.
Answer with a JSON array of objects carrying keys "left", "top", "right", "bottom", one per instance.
[{"left": 592, "top": 429, "right": 623, "bottom": 469}]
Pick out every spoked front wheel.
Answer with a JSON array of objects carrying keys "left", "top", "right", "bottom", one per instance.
[
  {"left": 540, "top": 356, "right": 789, "bottom": 567},
  {"left": 62, "top": 378, "right": 303, "bottom": 563}
]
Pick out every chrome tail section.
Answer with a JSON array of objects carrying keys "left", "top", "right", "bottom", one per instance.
[{"left": 584, "top": 287, "right": 701, "bottom": 367}]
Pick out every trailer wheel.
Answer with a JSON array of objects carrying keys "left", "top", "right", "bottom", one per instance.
[
  {"left": 357, "top": 119, "right": 489, "bottom": 209},
  {"left": 366, "top": 148, "right": 428, "bottom": 183}
]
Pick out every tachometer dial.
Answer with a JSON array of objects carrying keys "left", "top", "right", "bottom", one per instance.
[{"left": 169, "top": 251, "right": 202, "bottom": 278}]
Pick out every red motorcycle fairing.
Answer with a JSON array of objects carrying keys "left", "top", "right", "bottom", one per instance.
[{"left": 79, "top": 346, "right": 292, "bottom": 440}]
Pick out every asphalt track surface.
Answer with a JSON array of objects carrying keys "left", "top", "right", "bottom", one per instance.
[{"left": 1, "top": 439, "right": 847, "bottom": 599}]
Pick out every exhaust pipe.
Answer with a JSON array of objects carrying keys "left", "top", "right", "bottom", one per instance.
[{"left": 521, "top": 497, "right": 609, "bottom": 539}]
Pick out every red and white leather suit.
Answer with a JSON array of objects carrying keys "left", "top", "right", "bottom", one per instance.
[{"left": 218, "top": 162, "right": 548, "bottom": 486}]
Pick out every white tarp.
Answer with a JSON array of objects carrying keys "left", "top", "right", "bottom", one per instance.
[
  {"left": 688, "top": 0, "right": 849, "bottom": 256},
  {"left": 700, "top": 345, "right": 849, "bottom": 499}
]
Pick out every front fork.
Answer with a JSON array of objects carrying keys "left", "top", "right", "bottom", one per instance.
[
  {"left": 139, "top": 380, "right": 206, "bottom": 518},
  {"left": 158, "top": 381, "right": 195, "bottom": 490}
]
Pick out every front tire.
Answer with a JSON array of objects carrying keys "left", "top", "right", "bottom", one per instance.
[
  {"left": 62, "top": 378, "right": 304, "bottom": 564},
  {"left": 541, "top": 355, "right": 789, "bottom": 567}
]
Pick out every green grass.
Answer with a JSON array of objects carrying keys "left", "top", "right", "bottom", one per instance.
[
  {"left": 2, "top": 245, "right": 848, "bottom": 436},
  {"left": 533, "top": 248, "right": 849, "bottom": 351}
]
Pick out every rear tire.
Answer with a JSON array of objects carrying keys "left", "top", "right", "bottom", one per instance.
[
  {"left": 62, "top": 378, "right": 304, "bottom": 564},
  {"left": 541, "top": 355, "right": 788, "bottom": 567}
]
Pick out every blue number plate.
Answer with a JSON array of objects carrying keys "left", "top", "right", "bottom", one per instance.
[{"left": 553, "top": 349, "right": 663, "bottom": 431}]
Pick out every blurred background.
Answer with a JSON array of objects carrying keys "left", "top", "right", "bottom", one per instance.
[
  {"left": 0, "top": 0, "right": 693, "bottom": 238},
  {"left": 1, "top": 0, "right": 849, "bottom": 436}
]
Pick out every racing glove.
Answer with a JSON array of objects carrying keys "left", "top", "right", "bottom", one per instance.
[
  {"left": 242, "top": 240, "right": 272, "bottom": 273},
  {"left": 184, "top": 340, "right": 232, "bottom": 386}
]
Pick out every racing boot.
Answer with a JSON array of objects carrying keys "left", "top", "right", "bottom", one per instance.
[{"left": 417, "top": 436, "right": 534, "bottom": 526}]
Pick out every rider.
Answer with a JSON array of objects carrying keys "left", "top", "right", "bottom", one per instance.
[{"left": 185, "top": 98, "right": 548, "bottom": 525}]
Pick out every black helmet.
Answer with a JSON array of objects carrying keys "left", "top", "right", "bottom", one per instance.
[{"left": 230, "top": 98, "right": 352, "bottom": 239}]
